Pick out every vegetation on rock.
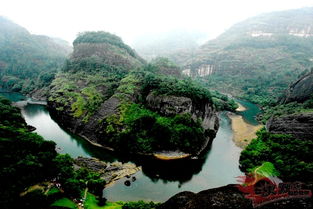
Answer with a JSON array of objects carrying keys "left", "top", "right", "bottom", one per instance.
[
  {"left": 239, "top": 128, "right": 313, "bottom": 181},
  {"left": 48, "top": 31, "right": 234, "bottom": 155},
  {"left": 182, "top": 8, "right": 313, "bottom": 107},
  {"left": 0, "top": 96, "right": 104, "bottom": 209},
  {"left": 0, "top": 16, "right": 71, "bottom": 95}
]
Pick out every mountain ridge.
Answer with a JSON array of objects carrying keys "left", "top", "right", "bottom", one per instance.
[{"left": 0, "top": 16, "right": 72, "bottom": 95}]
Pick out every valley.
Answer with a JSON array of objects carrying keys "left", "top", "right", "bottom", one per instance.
[
  {"left": 2, "top": 91, "right": 259, "bottom": 202},
  {"left": 1, "top": 5, "right": 313, "bottom": 209}
]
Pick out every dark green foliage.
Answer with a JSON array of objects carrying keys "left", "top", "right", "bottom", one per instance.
[
  {"left": 122, "top": 200, "right": 160, "bottom": 209},
  {"left": 260, "top": 99, "right": 313, "bottom": 123},
  {"left": 49, "top": 71, "right": 126, "bottom": 121},
  {"left": 0, "top": 96, "right": 25, "bottom": 127},
  {"left": 210, "top": 91, "right": 238, "bottom": 111},
  {"left": 200, "top": 71, "right": 291, "bottom": 107},
  {"left": 188, "top": 8, "right": 313, "bottom": 107},
  {"left": 139, "top": 69, "right": 213, "bottom": 105},
  {"left": 0, "top": 17, "right": 71, "bottom": 94},
  {"left": 303, "top": 94, "right": 313, "bottom": 108},
  {"left": 196, "top": 78, "right": 239, "bottom": 111},
  {"left": 75, "top": 167, "right": 105, "bottom": 196},
  {"left": 54, "top": 154, "right": 75, "bottom": 181},
  {"left": 63, "top": 56, "right": 129, "bottom": 74},
  {"left": 21, "top": 189, "right": 47, "bottom": 209},
  {"left": 62, "top": 178, "right": 85, "bottom": 198},
  {"left": 105, "top": 103, "right": 205, "bottom": 154},
  {"left": 239, "top": 128, "right": 313, "bottom": 181},
  {"left": 54, "top": 155, "right": 106, "bottom": 198},
  {"left": 73, "top": 31, "right": 137, "bottom": 58},
  {"left": 0, "top": 96, "right": 104, "bottom": 208},
  {"left": 49, "top": 34, "right": 217, "bottom": 155},
  {"left": 0, "top": 97, "right": 58, "bottom": 208}
]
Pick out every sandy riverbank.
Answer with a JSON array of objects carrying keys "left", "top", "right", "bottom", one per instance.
[
  {"left": 228, "top": 112, "right": 263, "bottom": 148},
  {"left": 153, "top": 152, "right": 191, "bottom": 160},
  {"left": 236, "top": 102, "right": 247, "bottom": 112}
]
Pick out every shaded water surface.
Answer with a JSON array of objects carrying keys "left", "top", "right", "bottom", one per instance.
[{"left": 1, "top": 92, "right": 260, "bottom": 202}]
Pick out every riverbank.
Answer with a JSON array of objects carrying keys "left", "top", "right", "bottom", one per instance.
[
  {"left": 74, "top": 157, "right": 141, "bottom": 187},
  {"left": 7, "top": 91, "right": 251, "bottom": 202},
  {"left": 228, "top": 102, "right": 263, "bottom": 148},
  {"left": 236, "top": 102, "right": 246, "bottom": 111},
  {"left": 228, "top": 112, "right": 263, "bottom": 148},
  {"left": 153, "top": 152, "right": 191, "bottom": 160}
]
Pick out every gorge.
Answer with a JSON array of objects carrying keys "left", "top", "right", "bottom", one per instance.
[{"left": 0, "top": 90, "right": 261, "bottom": 202}]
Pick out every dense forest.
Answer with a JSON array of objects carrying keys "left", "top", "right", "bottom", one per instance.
[
  {"left": 239, "top": 128, "right": 313, "bottom": 181},
  {"left": 0, "top": 96, "right": 106, "bottom": 208},
  {"left": 171, "top": 8, "right": 313, "bottom": 107},
  {"left": 0, "top": 96, "right": 160, "bottom": 209},
  {"left": 48, "top": 31, "right": 237, "bottom": 156},
  {"left": 0, "top": 16, "right": 71, "bottom": 95},
  {"left": 1, "top": 6, "right": 313, "bottom": 209}
]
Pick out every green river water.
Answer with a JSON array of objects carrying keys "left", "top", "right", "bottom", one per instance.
[{"left": 1, "top": 91, "right": 261, "bottom": 202}]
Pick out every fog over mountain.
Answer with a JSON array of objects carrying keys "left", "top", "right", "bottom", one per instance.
[{"left": 1, "top": 0, "right": 312, "bottom": 45}]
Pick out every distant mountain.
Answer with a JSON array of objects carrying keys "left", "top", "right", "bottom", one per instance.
[
  {"left": 183, "top": 7, "right": 313, "bottom": 105},
  {"left": 0, "top": 16, "right": 72, "bottom": 95},
  {"left": 133, "top": 30, "right": 208, "bottom": 65}
]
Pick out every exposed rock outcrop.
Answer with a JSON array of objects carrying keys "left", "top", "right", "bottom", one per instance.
[
  {"left": 48, "top": 96, "right": 121, "bottom": 148},
  {"left": 74, "top": 157, "right": 141, "bottom": 185},
  {"left": 146, "top": 93, "right": 218, "bottom": 133},
  {"left": 48, "top": 31, "right": 219, "bottom": 157},
  {"left": 145, "top": 92, "right": 219, "bottom": 155},
  {"left": 266, "top": 113, "right": 313, "bottom": 141},
  {"left": 281, "top": 71, "right": 313, "bottom": 103},
  {"left": 158, "top": 184, "right": 312, "bottom": 209}
]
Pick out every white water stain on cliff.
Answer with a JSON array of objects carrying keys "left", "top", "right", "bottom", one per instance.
[{"left": 183, "top": 65, "right": 214, "bottom": 77}]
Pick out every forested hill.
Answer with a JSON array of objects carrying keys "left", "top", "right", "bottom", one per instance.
[
  {"left": 48, "top": 31, "right": 226, "bottom": 156},
  {"left": 0, "top": 16, "right": 72, "bottom": 95},
  {"left": 66, "top": 31, "right": 145, "bottom": 72},
  {"left": 182, "top": 7, "right": 313, "bottom": 105}
]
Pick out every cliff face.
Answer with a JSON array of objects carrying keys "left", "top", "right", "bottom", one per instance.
[
  {"left": 189, "top": 7, "right": 313, "bottom": 77},
  {"left": 145, "top": 93, "right": 219, "bottom": 154},
  {"left": 266, "top": 71, "right": 313, "bottom": 140},
  {"left": 178, "top": 8, "right": 313, "bottom": 103},
  {"left": 48, "top": 31, "right": 218, "bottom": 156},
  {"left": 158, "top": 184, "right": 312, "bottom": 209},
  {"left": 281, "top": 71, "right": 313, "bottom": 103},
  {"left": 146, "top": 93, "right": 218, "bottom": 132},
  {"left": 266, "top": 113, "right": 313, "bottom": 141}
]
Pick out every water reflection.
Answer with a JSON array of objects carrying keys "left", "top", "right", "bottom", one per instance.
[
  {"left": 104, "top": 112, "right": 245, "bottom": 202},
  {"left": 1, "top": 91, "right": 258, "bottom": 202},
  {"left": 21, "top": 103, "right": 116, "bottom": 162}
]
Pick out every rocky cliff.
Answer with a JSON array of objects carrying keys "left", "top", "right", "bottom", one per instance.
[
  {"left": 265, "top": 70, "right": 313, "bottom": 140},
  {"left": 74, "top": 157, "right": 140, "bottom": 185},
  {"left": 146, "top": 93, "right": 217, "bottom": 130},
  {"left": 158, "top": 184, "right": 312, "bottom": 209},
  {"left": 281, "top": 71, "right": 313, "bottom": 103},
  {"left": 178, "top": 7, "right": 313, "bottom": 104},
  {"left": 188, "top": 7, "right": 313, "bottom": 76},
  {"left": 266, "top": 113, "right": 313, "bottom": 141},
  {"left": 48, "top": 31, "right": 218, "bottom": 157}
]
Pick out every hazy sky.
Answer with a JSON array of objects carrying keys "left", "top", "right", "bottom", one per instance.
[{"left": 1, "top": 0, "right": 313, "bottom": 46}]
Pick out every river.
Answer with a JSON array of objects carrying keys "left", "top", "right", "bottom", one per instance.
[{"left": 0, "top": 91, "right": 261, "bottom": 202}]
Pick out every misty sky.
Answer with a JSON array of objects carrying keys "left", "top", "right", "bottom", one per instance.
[{"left": 1, "top": 0, "right": 313, "bottom": 46}]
